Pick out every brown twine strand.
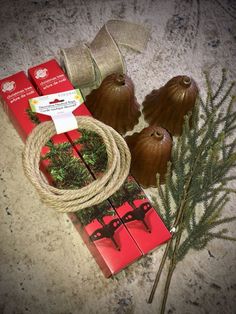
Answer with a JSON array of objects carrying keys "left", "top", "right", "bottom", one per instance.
[{"left": 22, "top": 116, "right": 131, "bottom": 213}]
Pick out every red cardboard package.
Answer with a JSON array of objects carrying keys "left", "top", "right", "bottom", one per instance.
[
  {"left": 0, "top": 71, "right": 142, "bottom": 277},
  {"left": 28, "top": 59, "right": 171, "bottom": 255}
]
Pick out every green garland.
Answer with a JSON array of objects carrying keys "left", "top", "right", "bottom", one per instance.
[
  {"left": 149, "top": 69, "right": 236, "bottom": 312},
  {"left": 41, "top": 140, "right": 114, "bottom": 226},
  {"left": 42, "top": 141, "right": 89, "bottom": 189},
  {"left": 76, "top": 130, "right": 146, "bottom": 209},
  {"left": 75, "top": 129, "right": 107, "bottom": 173}
]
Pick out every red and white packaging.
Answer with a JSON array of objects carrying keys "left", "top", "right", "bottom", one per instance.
[
  {"left": 0, "top": 72, "right": 38, "bottom": 141},
  {"left": 28, "top": 59, "right": 91, "bottom": 119},
  {"left": 28, "top": 59, "right": 172, "bottom": 255},
  {"left": 0, "top": 70, "right": 142, "bottom": 277},
  {"left": 110, "top": 178, "right": 172, "bottom": 254},
  {"left": 0, "top": 71, "right": 75, "bottom": 174}
]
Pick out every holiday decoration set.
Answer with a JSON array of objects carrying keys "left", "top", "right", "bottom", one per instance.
[
  {"left": 1, "top": 20, "right": 235, "bottom": 314},
  {"left": 0, "top": 59, "right": 171, "bottom": 278}
]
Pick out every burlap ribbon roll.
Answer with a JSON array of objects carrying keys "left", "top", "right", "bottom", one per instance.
[{"left": 61, "top": 20, "right": 150, "bottom": 96}]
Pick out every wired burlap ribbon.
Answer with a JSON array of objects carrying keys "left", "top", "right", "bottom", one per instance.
[{"left": 61, "top": 20, "right": 150, "bottom": 96}]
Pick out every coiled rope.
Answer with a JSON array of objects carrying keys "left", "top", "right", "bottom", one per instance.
[{"left": 22, "top": 116, "right": 131, "bottom": 213}]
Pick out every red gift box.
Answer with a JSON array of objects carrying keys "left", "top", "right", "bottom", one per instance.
[
  {"left": 28, "top": 61, "right": 73, "bottom": 95},
  {"left": 0, "top": 71, "right": 38, "bottom": 142},
  {"left": 28, "top": 59, "right": 171, "bottom": 255},
  {"left": 72, "top": 142, "right": 172, "bottom": 254},
  {"left": 0, "top": 71, "right": 77, "bottom": 175},
  {"left": 0, "top": 70, "right": 142, "bottom": 277},
  {"left": 110, "top": 181, "right": 172, "bottom": 253}
]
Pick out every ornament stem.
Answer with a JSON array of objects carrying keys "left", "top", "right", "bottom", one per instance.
[
  {"left": 160, "top": 227, "right": 184, "bottom": 313},
  {"left": 147, "top": 240, "right": 172, "bottom": 303},
  {"left": 148, "top": 139, "right": 201, "bottom": 303},
  {"left": 116, "top": 74, "right": 126, "bottom": 85},
  {"left": 183, "top": 76, "right": 191, "bottom": 86},
  {"left": 160, "top": 260, "right": 176, "bottom": 314},
  {"left": 152, "top": 131, "right": 164, "bottom": 140}
]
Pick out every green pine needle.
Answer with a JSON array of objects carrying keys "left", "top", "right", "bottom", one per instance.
[
  {"left": 42, "top": 140, "right": 114, "bottom": 225},
  {"left": 153, "top": 69, "right": 236, "bottom": 262},
  {"left": 75, "top": 129, "right": 146, "bottom": 209},
  {"left": 150, "top": 70, "right": 236, "bottom": 310},
  {"left": 26, "top": 108, "right": 41, "bottom": 125}
]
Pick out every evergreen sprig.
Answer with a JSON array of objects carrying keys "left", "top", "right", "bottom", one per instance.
[
  {"left": 41, "top": 138, "right": 114, "bottom": 225},
  {"left": 75, "top": 128, "right": 107, "bottom": 172},
  {"left": 149, "top": 69, "right": 236, "bottom": 312},
  {"left": 42, "top": 141, "right": 90, "bottom": 189},
  {"left": 110, "top": 179, "right": 146, "bottom": 208},
  {"left": 75, "top": 130, "right": 146, "bottom": 208},
  {"left": 26, "top": 108, "right": 41, "bottom": 125},
  {"left": 77, "top": 204, "right": 115, "bottom": 226}
]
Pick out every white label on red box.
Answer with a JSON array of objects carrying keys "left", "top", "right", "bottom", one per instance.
[{"left": 29, "top": 89, "right": 83, "bottom": 133}]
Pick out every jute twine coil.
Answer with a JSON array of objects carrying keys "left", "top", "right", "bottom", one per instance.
[{"left": 22, "top": 116, "right": 131, "bottom": 213}]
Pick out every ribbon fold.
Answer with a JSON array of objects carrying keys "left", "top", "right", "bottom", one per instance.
[{"left": 61, "top": 20, "right": 150, "bottom": 96}]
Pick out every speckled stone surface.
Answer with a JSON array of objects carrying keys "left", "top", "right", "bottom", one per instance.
[{"left": 0, "top": 0, "right": 236, "bottom": 313}]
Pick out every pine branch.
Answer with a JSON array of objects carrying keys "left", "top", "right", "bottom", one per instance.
[
  {"left": 149, "top": 69, "right": 236, "bottom": 311},
  {"left": 206, "top": 232, "right": 236, "bottom": 241},
  {"left": 216, "top": 82, "right": 235, "bottom": 109},
  {"left": 212, "top": 68, "right": 227, "bottom": 100},
  {"left": 43, "top": 140, "right": 114, "bottom": 225},
  {"left": 26, "top": 108, "right": 41, "bottom": 125},
  {"left": 76, "top": 128, "right": 108, "bottom": 172}
]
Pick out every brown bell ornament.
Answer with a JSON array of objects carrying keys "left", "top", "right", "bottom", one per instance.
[
  {"left": 142, "top": 76, "right": 199, "bottom": 136},
  {"left": 85, "top": 73, "right": 141, "bottom": 135},
  {"left": 125, "top": 126, "right": 172, "bottom": 188}
]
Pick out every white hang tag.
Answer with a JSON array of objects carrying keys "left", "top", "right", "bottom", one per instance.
[{"left": 29, "top": 89, "right": 83, "bottom": 134}]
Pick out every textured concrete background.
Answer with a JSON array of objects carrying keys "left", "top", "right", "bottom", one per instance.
[{"left": 0, "top": 0, "right": 236, "bottom": 313}]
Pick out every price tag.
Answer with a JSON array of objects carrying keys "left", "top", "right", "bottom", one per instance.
[{"left": 29, "top": 89, "right": 83, "bottom": 133}]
